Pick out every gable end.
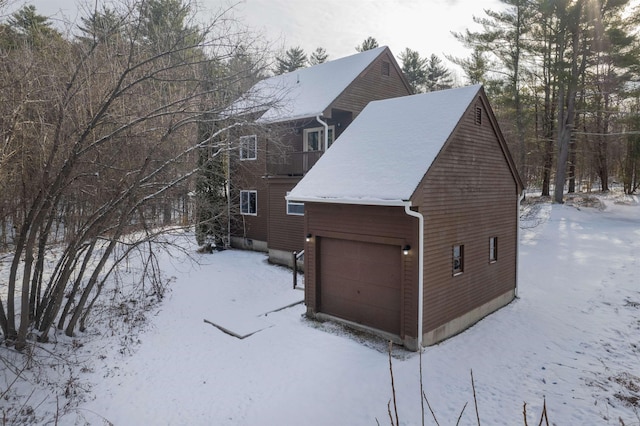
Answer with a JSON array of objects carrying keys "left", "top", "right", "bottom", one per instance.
[{"left": 326, "top": 47, "right": 413, "bottom": 118}]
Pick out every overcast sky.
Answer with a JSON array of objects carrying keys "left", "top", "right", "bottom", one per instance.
[{"left": 3, "top": 0, "right": 506, "bottom": 76}]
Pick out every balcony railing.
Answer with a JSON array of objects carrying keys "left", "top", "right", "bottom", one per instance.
[{"left": 267, "top": 150, "right": 323, "bottom": 176}]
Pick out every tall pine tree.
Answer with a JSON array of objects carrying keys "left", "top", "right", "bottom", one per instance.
[
  {"left": 274, "top": 46, "right": 307, "bottom": 74},
  {"left": 424, "top": 54, "right": 453, "bottom": 92},
  {"left": 309, "top": 47, "right": 328, "bottom": 65},
  {"left": 355, "top": 36, "right": 379, "bottom": 52},
  {"left": 399, "top": 48, "right": 427, "bottom": 93}
]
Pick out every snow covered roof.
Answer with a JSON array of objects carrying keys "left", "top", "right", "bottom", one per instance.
[
  {"left": 287, "top": 85, "right": 483, "bottom": 205},
  {"left": 227, "top": 46, "right": 388, "bottom": 124}
]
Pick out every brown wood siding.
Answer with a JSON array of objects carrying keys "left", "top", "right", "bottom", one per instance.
[
  {"left": 305, "top": 203, "right": 419, "bottom": 338},
  {"left": 229, "top": 128, "right": 269, "bottom": 242},
  {"left": 267, "top": 177, "right": 304, "bottom": 252},
  {"left": 266, "top": 125, "right": 301, "bottom": 176},
  {"left": 231, "top": 48, "right": 410, "bottom": 248},
  {"left": 414, "top": 97, "right": 519, "bottom": 335},
  {"left": 330, "top": 51, "right": 411, "bottom": 119}
]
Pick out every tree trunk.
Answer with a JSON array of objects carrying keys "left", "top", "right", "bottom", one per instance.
[
  {"left": 64, "top": 236, "right": 120, "bottom": 337},
  {"left": 36, "top": 244, "right": 82, "bottom": 341},
  {"left": 15, "top": 225, "right": 39, "bottom": 350},
  {"left": 57, "top": 241, "right": 96, "bottom": 330},
  {"left": 568, "top": 138, "right": 576, "bottom": 193},
  {"left": 542, "top": 141, "right": 554, "bottom": 196},
  {"left": 553, "top": 1, "right": 583, "bottom": 204},
  {"left": 554, "top": 126, "right": 572, "bottom": 203}
]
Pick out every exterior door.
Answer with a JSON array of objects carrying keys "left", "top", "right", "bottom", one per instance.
[{"left": 319, "top": 237, "right": 401, "bottom": 335}]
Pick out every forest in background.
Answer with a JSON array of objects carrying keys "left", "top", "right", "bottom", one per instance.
[
  {"left": 0, "top": 0, "right": 270, "bottom": 349},
  {"left": 0, "top": 0, "right": 639, "bottom": 350},
  {"left": 276, "top": 0, "right": 640, "bottom": 201},
  {"left": 454, "top": 0, "right": 640, "bottom": 202}
]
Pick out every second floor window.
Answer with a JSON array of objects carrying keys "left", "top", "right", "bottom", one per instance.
[
  {"left": 240, "top": 190, "right": 257, "bottom": 215},
  {"left": 240, "top": 135, "right": 257, "bottom": 160},
  {"left": 304, "top": 126, "right": 334, "bottom": 152}
]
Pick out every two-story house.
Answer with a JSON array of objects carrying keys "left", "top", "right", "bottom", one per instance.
[{"left": 227, "top": 46, "right": 412, "bottom": 266}]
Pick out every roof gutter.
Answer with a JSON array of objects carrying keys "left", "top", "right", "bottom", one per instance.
[
  {"left": 403, "top": 202, "right": 424, "bottom": 350},
  {"left": 284, "top": 195, "right": 409, "bottom": 207},
  {"left": 316, "top": 115, "right": 329, "bottom": 151}
]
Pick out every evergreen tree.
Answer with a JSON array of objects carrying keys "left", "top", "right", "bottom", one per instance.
[
  {"left": 355, "top": 36, "right": 379, "bottom": 52},
  {"left": 622, "top": 101, "right": 640, "bottom": 194},
  {"left": 453, "top": 0, "right": 533, "bottom": 188},
  {"left": 424, "top": 54, "right": 453, "bottom": 92},
  {"left": 6, "top": 5, "right": 59, "bottom": 48},
  {"left": 309, "top": 47, "right": 328, "bottom": 65},
  {"left": 451, "top": 0, "right": 640, "bottom": 200},
  {"left": 140, "top": 0, "right": 198, "bottom": 55},
  {"left": 195, "top": 118, "right": 228, "bottom": 248},
  {"left": 78, "top": 6, "right": 122, "bottom": 44},
  {"left": 583, "top": 0, "right": 640, "bottom": 193},
  {"left": 227, "top": 45, "right": 266, "bottom": 97},
  {"left": 449, "top": 46, "right": 490, "bottom": 85},
  {"left": 399, "top": 48, "right": 427, "bottom": 93},
  {"left": 274, "top": 46, "right": 307, "bottom": 74}
]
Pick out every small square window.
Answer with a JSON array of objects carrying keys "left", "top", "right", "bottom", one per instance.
[
  {"left": 382, "top": 61, "right": 390, "bottom": 77},
  {"left": 239, "top": 135, "right": 257, "bottom": 160},
  {"left": 489, "top": 237, "right": 498, "bottom": 262},
  {"left": 453, "top": 244, "right": 464, "bottom": 275},
  {"left": 240, "top": 190, "right": 257, "bottom": 215},
  {"left": 286, "top": 191, "right": 304, "bottom": 216}
]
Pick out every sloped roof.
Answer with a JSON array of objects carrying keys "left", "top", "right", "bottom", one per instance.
[
  {"left": 287, "top": 85, "right": 484, "bottom": 204},
  {"left": 227, "top": 46, "right": 388, "bottom": 124}
]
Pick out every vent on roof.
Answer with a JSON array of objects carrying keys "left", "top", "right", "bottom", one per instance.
[
  {"left": 382, "top": 61, "right": 390, "bottom": 77},
  {"left": 475, "top": 106, "right": 482, "bottom": 125}
]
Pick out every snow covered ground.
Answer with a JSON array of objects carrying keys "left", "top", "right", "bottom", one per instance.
[{"left": 2, "top": 191, "right": 639, "bottom": 425}]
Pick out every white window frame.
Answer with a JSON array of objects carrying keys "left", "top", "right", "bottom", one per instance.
[
  {"left": 286, "top": 191, "right": 304, "bottom": 216},
  {"left": 239, "top": 135, "right": 257, "bottom": 160},
  {"left": 240, "top": 190, "right": 257, "bottom": 215},
  {"left": 303, "top": 126, "right": 335, "bottom": 152}
]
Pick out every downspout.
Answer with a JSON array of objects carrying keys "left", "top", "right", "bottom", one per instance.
[
  {"left": 404, "top": 203, "right": 424, "bottom": 349},
  {"left": 316, "top": 115, "right": 329, "bottom": 151},
  {"left": 515, "top": 190, "right": 525, "bottom": 298}
]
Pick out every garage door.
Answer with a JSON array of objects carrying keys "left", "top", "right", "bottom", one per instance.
[{"left": 319, "top": 237, "right": 401, "bottom": 335}]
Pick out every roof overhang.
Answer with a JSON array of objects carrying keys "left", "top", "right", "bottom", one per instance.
[
  {"left": 257, "top": 111, "right": 324, "bottom": 125},
  {"left": 285, "top": 194, "right": 411, "bottom": 207}
]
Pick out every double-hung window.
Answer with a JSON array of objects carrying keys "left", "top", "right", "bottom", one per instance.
[
  {"left": 240, "top": 190, "right": 257, "bottom": 215},
  {"left": 239, "top": 135, "right": 257, "bottom": 160},
  {"left": 286, "top": 191, "right": 304, "bottom": 216},
  {"left": 303, "top": 126, "right": 335, "bottom": 152}
]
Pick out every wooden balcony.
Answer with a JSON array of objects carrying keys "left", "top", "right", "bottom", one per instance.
[{"left": 267, "top": 150, "right": 323, "bottom": 176}]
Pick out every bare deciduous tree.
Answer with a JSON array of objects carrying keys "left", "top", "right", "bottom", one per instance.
[{"left": 0, "top": 0, "right": 275, "bottom": 350}]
